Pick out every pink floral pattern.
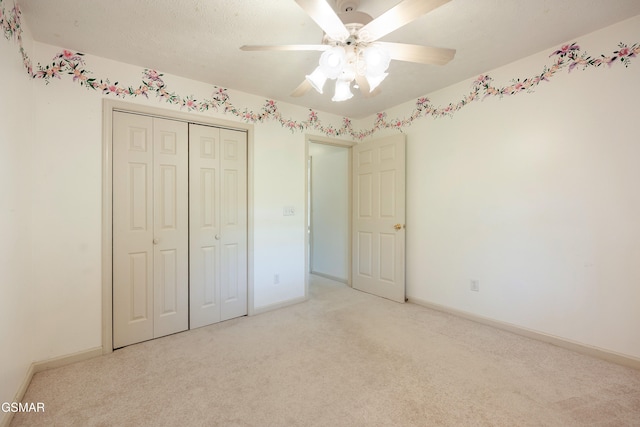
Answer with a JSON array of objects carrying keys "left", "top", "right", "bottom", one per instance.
[{"left": 2, "top": 0, "right": 639, "bottom": 140}]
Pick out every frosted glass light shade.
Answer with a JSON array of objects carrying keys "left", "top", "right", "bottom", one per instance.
[
  {"left": 363, "top": 45, "right": 390, "bottom": 77},
  {"left": 332, "top": 79, "right": 353, "bottom": 102},
  {"left": 319, "top": 47, "right": 347, "bottom": 79},
  {"left": 306, "top": 67, "right": 327, "bottom": 94}
]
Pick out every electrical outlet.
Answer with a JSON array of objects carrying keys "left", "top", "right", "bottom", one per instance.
[
  {"left": 274, "top": 274, "right": 280, "bottom": 285},
  {"left": 470, "top": 280, "right": 479, "bottom": 292},
  {"left": 283, "top": 206, "right": 295, "bottom": 216}
]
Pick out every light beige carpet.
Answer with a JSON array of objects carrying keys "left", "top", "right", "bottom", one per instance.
[{"left": 12, "top": 276, "right": 640, "bottom": 426}]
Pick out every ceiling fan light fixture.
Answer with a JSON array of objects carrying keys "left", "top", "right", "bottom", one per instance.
[
  {"left": 305, "top": 67, "right": 328, "bottom": 93},
  {"left": 242, "top": 0, "right": 457, "bottom": 102},
  {"left": 332, "top": 79, "right": 354, "bottom": 102},
  {"left": 365, "top": 72, "right": 388, "bottom": 92},
  {"left": 339, "top": 65, "right": 357, "bottom": 82},
  {"left": 319, "top": 46, "right": 347, "bottom": 79}
]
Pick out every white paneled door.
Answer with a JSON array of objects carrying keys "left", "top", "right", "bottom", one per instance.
[
  {"left": 352, "top": 134, "right": 406, "bottom": 303},
  {"left": 189, "top": 124, "right": 248, "bottom": 328},
  {"left": 113, "top": 112, "right": 189, "bottom": 348},
  {"left": 113, "top": 113, "right": 249, "bottom": 347}
]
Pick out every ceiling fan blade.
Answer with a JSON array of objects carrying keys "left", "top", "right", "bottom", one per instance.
[
  {"left": 240, "top": 44, "right": 330, "bottom": 52},
  {"left": 359, "top": 0, "right": 451, "bottom": 42},
  {"left": 355, "top": 75, "right": 382, "bottom": 98},
  {"left": 295, "top": 0, "right": 350, "bottom": 41},
  {"left": 291, "top": 79, "right": 312, "bottom": 97},
  {"left": 355, "top": 74, "right": 370, "bottom": 94},
  {"left": 377, "top": 42, "right": 456, "bottom": 65}
]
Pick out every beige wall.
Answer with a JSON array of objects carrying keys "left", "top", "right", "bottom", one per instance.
[
  {"left": 360, "top": 15, "right": 640, "bottom": 359},
  {"left": 0, "top": 17, "right": 34, "bottom": 417}
]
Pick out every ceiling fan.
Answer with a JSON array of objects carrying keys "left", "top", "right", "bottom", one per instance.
[{"left": 240, "top": 0, "right": 456, "bottom": 101}]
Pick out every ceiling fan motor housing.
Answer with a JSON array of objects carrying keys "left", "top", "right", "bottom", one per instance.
[
  {"left": 339, "top": 11, "right": 373, "bottom": 31},
  {"left": 322, "top": 10, "right": 372, "bottom": 45},
  {"left": 336, "top": 0, "right": 360, "bottom": 13}
]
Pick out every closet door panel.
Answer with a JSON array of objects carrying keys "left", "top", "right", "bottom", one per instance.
[
  {"left": 189, "top": 124, "right": 222, "bottom": 328},
  {"left": 113, "top": 114, "right": 188, "bottom": 348},
  {"left": 190, "top": 125, "right": 247, "bottom": 326},
  {"left": 153, "top": 118, "right": 189, "bottom": 338},
  {"left": 113, "top": 112, "right": 154, "bottom": 348},
  {"left": 220, "top": 128, "right": 248, "bottom": 321}
]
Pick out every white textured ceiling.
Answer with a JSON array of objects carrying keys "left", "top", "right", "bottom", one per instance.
[{"left": 18, "top": 0, "right": 640, "bottom": 118}]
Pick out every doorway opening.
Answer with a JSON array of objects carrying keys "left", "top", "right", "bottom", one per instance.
[{"left": 305, "top": 136, "right": 354, "bottom": 288}]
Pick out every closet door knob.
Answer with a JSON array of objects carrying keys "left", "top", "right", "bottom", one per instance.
[
  {"left": 153, "top": 238, "right": 159, "bottom": 245},
  {"left": 215, "top": 235, "right": 221, "bottom": 240}
]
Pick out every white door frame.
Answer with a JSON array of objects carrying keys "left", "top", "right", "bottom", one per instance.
[
  {"left": 304, "top": 134, "right": 354, "bottom": 296},
  {"left": 102, "top": 99, "right": 255, "bottom": 354}
]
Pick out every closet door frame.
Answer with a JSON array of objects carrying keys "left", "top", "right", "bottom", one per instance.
[{"left": 101, "top": 99, "right": 255, "bottom": 354}]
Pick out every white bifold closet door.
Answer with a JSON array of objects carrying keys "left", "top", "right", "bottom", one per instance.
[
  {"left": 113, "top": 112, "right": 189, "bottom": 348},
  {"left": 189, "top": 124, "right": 248, "bottom": 329}
]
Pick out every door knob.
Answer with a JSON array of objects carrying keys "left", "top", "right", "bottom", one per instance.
[
  {"left": 215, "top": 234, "right": 221, "bottom": 240},
  {"left": 393, "top": 224, "right": 403, "bottom": 231},
  {"left": 153, "top": 238, "right": 159, "bottom": 245}
]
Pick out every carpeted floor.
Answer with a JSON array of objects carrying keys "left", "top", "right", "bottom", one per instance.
[{"left": 12, "top": 275, "right": 640, "bottom": 426}]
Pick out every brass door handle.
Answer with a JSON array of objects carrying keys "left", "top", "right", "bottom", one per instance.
[{"left": 393, "top": 224, "right": 404, "bottom": 231}]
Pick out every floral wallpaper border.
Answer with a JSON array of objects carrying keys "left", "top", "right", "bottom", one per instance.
[{"left": 2, "top": 0, "right": 638, "bottom": 140}]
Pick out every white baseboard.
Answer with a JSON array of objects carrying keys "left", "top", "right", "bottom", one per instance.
[
  {"left": 0, "top": 347, "right": 102, "bottom": 427},
  {"left": 310, "top": 271, "right": 349, "bottom": 285},
  {"left": 0, "top": 363, "right": 36, "bottom": 427},
  {"left": 408, "top": 296, "right": 640, "bottom": 371},
  {"left": 250, "top": 296, "right": 307, "bottom": 316},
  {"left": 32, "top": 347, "right": 103, "bottom": 373}
]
